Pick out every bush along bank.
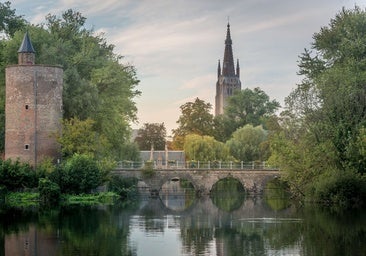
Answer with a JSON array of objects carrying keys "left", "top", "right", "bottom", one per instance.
[{"left": 0, "top": 154, "right": 139, "bottom": 207}]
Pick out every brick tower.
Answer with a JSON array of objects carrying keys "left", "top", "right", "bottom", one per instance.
[
  {"left": 5, "top": 32, "right": 63, "bottom": 166},
  {"left": 215, "top": 23, "right": 241, "bottom": 116}
]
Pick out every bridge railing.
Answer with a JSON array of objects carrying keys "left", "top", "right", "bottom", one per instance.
[{"left": 116, "top": 160, "right": 278, "bottom": 171}]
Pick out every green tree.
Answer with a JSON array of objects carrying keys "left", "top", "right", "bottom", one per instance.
[
  {"left": 215, "top": 88, "right": 279, "bottom": 141},
  {"left": 0, "top": 8, "right": 140, "bottom": 159},
  {"left": 173, "top": 98, "right": 214, "bottom": 149},
  {"left": 58, "top": 154, "right": 102, "bottom": 194},
  {"left": 134, "top": 123, "right": 167, "bottom": 150},
  {"left": 57, "top": 117, "right": 110, "bottom": 159},
  {"left": 183, "top": 134, "right": 231, "bottom": 161},
  {"left": 0, "top": 159, "right": 37, "bottom": 191},
  {"left": 0, "top": 1, "right": 26, "bottom": 37},
  {"left": 226, "top": 124, "right": 269, "bottom": 162},
  {"left": 270, "top": 6, "right": 366, "bottom": 204}
]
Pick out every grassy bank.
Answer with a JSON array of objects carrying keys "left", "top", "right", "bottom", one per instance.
[{"left": 3, "top": 191, "right": 120, "bottom": 207}]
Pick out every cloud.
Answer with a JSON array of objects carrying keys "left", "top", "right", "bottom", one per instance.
[{"left": 10, "top": 0, "right": 366, "bottom": 133}]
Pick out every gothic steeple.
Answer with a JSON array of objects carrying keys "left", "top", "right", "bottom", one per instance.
[
  {"left": 222, "top": 23, "right": 235, "bottom": 76},
  {"left": 18, "top": 31, "right": 35, "bottom": 65},
  {"left": 215, "top": 23, "right": 242, "bottom": 116}
]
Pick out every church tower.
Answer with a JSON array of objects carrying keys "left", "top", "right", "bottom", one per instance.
[
  {"left": 215, "top": 23, "right": 241, "bottom": 116},
  {"left": 5, "top": 32, "right": 63, "bottom": 166}
]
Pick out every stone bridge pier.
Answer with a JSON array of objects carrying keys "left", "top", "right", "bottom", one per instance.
[{"left": 113, "top": 169, "right": 279, "bottom": 196}]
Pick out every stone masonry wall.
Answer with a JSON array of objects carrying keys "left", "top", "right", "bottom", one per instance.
[{"left": 5, "top": 65, "right": 63, "bottom": 166}]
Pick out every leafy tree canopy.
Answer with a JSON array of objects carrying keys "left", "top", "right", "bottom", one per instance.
[
  {"left": 57, "top": 118, "right": 110, "bottom": 159},
  {"left": 226, "top": 124, "right": 269, "bottom": 162},
  {"left": 284, "top": 6, "right": 366, "bottom": 173},
  {"left": 134, "top": 123, "right": 167, "bottom": 150},
  {"left": 172, "top": 98, "right": 214, "bottom": 149},
  {"left": 270, "top": 6, "right": 366, "bottom": 203},
  {"left": 183, "top": 134, "right": 231, "bottom": 162},
  {"left": 0, "top": 1, "right": 26, "bottom": 37},
  {"left": 215, "top": 87, "right": 279, "bottom": 142},
  {"left": 0, "top": 6, "right": 140, "bottom": 159}
]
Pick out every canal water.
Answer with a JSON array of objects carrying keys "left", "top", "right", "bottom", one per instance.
[{"left": 0, "top": 181, "right": 365, "bottom": 256}]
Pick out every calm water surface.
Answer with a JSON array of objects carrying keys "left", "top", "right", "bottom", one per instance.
[{"left": 0, "top": 185, "right": 365, "bottom": 256}]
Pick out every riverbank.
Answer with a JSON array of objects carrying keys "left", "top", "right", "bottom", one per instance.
[{"left": 2, "top": 191, "right": 120, "bottom": 207}]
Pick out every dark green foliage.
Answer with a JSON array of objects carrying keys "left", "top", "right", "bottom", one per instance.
[
  {"left": 269, "top": 6, "right": 366, "bottom": 207},
  {"left": 0, "top": 159, "right": 37, "bottom": 191},
  {"left": 0, "top": 1, "right": 27, "bottom": 37},
  {"left": 108, "top": 175, "right": 138, "bottom": 199},
  {"left": 38, "top": 178, "right": 60, "bottom": 205},
  {"left": 55, "top": 154, "right": 102, "bottom": 194},
  {"left": 312, "top": 170, "right": 366, "bottom": 208}
]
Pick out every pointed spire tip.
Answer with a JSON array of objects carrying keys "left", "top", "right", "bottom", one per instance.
[{"left": 18, "top": 31, "right": 36, "bottom": 53}]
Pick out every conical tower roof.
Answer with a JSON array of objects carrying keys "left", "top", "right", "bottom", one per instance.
[
  {"left": 222, "top": 23, "right": 235, "bottom": 76},
  {"left": 18, "top": 31, "right": 35, "bottom": 53}
]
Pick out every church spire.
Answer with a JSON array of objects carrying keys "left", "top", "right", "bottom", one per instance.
[
  {"left": 215, "top": 22, "right": 242, "bottom": 116},
  {"left": 222, "top": 23, "right": 235, "bottom": 76}
]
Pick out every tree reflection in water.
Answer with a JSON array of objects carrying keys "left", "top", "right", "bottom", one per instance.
[{"left": 1, "top": 185, "right": 365, "bottom": 256}]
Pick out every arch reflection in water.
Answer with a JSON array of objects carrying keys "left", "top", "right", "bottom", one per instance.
[
  {"left": 210, "top": 177, "right": 246, "bottom": 212},
  {"left": 159, "top": 178, "right": 196, "bottom": 211}
]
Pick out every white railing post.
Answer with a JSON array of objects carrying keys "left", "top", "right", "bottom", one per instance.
[
  {"left": 230, "top": 161, "right": 232, "bottom": 169},
  {"left": 198, "top": 161, "right": 200, "bottom": 169},
  {"left": 208, "top": 161, "right": 210, "bottom": 169}
]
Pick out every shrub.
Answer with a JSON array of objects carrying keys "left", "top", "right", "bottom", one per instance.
[
  {"left": 61, "top": 154, "right": 102, "bottom": 194},
  {"left": 108, "top": 175, "right": 138, "bottom": 199},
  {"left": 39, "top": 178, "right": 60, "bottom": 205},
  {"left": 312, "top": 170, "right": 366, "bottom": 208},
  {"left": 0, "top": 159, "right": 37, "bottom": 191}
]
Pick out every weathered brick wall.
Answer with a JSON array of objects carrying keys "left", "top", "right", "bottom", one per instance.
[{"left": 5, "top": 65, "right": 63, "bottom": 166}]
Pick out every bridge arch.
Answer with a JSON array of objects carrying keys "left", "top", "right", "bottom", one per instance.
[
  {"left": 113, "top": 169, "right": 279, "bottom": 196},
  {"left": 154, "top": 172, "right": 200, "bottom": 194},
  {"left": 211, "top": 176, "right": 246, "bottom": 193}
]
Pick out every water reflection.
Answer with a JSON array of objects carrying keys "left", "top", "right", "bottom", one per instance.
[
  {"left": 1, "top": 191, "right": 365, "bottom": 255},
  {"left": 159, "top": 179, "right": 195, "bottom": 212},
  {"left": 210, "top": 177, "right": 246, "bottom": 211}
]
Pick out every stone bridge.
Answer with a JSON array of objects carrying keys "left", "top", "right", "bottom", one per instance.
[{"left": 113, "top": 168, "right": 280, "bottom": 196}]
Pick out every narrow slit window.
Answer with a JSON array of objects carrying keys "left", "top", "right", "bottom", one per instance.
[
  {"left": 25, "top": 105, "right": 29, "bottom": 110},
  {"left": 24, "top": 144, "right": 29, "bottom": 150}
]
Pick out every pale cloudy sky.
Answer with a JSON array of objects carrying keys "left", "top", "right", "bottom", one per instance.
[{"left": 10, "top": 0, "right": 366, "bottom": 134}]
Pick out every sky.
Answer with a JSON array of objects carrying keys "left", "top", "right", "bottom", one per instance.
[{"left": 10, "top": 0, "right": 366, "bottom": 134}]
